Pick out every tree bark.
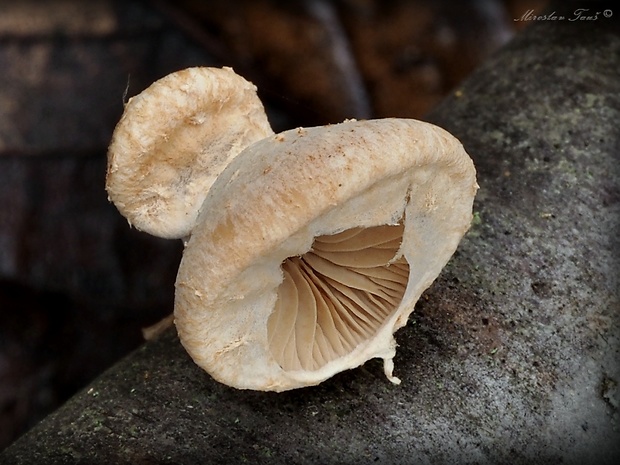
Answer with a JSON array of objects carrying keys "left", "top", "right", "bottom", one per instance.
[{"left": 2, "top": 1, "right": 619, "bottom": 464}]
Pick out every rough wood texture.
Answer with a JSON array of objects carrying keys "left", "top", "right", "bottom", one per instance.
[{"left": 2, "top": 2, "right": 619, "bottom": 463}]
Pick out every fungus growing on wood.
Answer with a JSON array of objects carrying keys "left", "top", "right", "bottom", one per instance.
[{"left": 106, "top": 67, "right": 478, "bottom": 392}]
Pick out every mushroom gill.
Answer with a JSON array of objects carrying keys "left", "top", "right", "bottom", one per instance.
[{"left": 267, "top": 223, "right": 409, "bottom": 372}]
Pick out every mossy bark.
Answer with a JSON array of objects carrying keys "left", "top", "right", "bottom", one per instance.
[{"left": 2, "top": 2, "right": 619, "bottom": 464}]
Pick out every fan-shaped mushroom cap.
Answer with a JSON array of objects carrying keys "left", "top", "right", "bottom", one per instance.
[
  {"left": 106, "top": 67, "right": 274, "bottom": 239},
  {"left": 174, "top": 118, "right": 477, "bottom": 392}
]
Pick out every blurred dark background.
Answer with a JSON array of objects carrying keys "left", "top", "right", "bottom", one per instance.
[{"left": 0, "top": 0, "right": 548, "bottom": 450}]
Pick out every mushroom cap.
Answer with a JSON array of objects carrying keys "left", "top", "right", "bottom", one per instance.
[
  {"left": 174, "top": 118, "right": 477, "bottom": 391},
  {"left": 106, "top": 67, "right": 274, "bottom": 239}
]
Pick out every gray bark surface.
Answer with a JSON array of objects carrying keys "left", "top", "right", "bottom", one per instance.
[{"left": 2, "top": 2, "right": 619, "bottom": 464}]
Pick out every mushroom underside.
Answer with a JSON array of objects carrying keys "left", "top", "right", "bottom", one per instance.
[{"left": 267, "top": 223, "right": 409, "bottom": 372}]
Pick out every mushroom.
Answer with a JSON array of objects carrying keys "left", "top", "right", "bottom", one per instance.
[
  {"left": 106, "top": 66, "right": 274, "bottom": 239},
  {"left": 106, "top": 66, "right": 478, "bottom": 392}
]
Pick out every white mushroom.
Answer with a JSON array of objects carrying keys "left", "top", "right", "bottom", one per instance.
[
  {"left": 106, "top": 67, "right": 478, "bottom": 392},
  {"left": 106, "top": 67, "right": 274, "bottom": 239},
  {"left": 174, "top": 119, "right": 477, "bottom": 391}
]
